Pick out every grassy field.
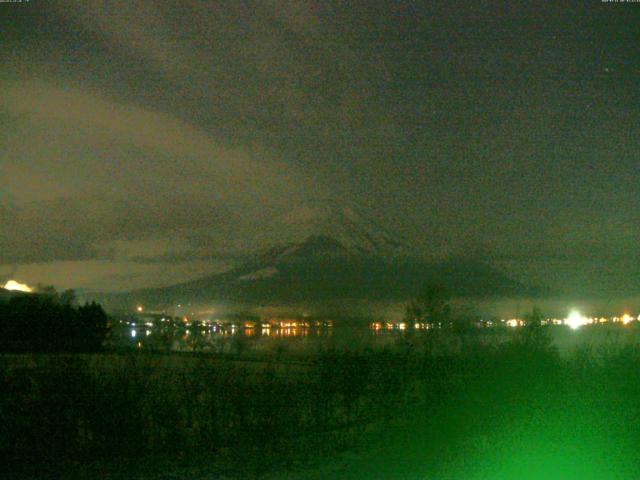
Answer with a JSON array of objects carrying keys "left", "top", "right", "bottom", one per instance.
[{"left": 2, "top": 325, "right": 640, "bottom": 479}]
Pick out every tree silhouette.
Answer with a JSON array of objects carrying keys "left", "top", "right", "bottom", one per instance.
[
  {"left": 0, "top": 289, "right": 109, "bottom": 352},
  {"left": 517, "top": 306, "right": 553, "bottom": 352},
  {"left": 405, "top": 283, "right": 452, "bottom": 328},
  {"left": 59, "top": 289, "right": 77, "bottom": 306}
]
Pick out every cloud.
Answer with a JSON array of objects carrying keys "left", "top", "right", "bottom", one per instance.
[
  {"left": 0, "top": 79, "right": 321, "bottom": 267},
  {"left": 1, "top": 80, "right": 307, "bottom": 202},
  {"left": 57, "top": 0, "right": 326, "bottom": 123},
  {"left": 0, "top": 259, "right": 228, "bottom": 293}
]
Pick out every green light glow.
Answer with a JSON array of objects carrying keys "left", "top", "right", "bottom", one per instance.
[{"left": 565, "top": 310, "right": 587, "bottom": 330}]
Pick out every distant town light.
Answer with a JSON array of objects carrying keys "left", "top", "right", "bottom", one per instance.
[
  {"left": 136, "top": 305, "right": 143, "bottom": 312},
  {"left": 622, "top": 314, "right": 633, "bottom": 325},
  {"left": 565, "top": 310, "right": 588, "bottom": 330},
  {"left": 3, "top": 280, "right": 33, "bottom": 292}
]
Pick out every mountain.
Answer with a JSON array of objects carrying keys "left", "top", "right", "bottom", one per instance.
[
  {"left": 273, "top": 200, "right": 408, "bottom": 257},
  {"left": 109, "top": 202, "right": 538, "bottom": 309}
]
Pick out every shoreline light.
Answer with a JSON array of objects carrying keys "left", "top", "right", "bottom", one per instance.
[
  {"left": 565, "top": 310, "right": 588, "bottom": 330},
  {"left": 3, "top": 280, "right": 33, "bottom": 293}
]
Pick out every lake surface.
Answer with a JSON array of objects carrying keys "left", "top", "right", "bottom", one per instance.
[
  {"left": 110, "top": 321, "right": 405, "bottom": 355},
  {"left": 108, "top": 318, "right": 640, "bottom": 356}
]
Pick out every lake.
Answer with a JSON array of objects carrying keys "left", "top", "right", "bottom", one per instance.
[{"left": 108, "top": 318, "right": 640, "bottom": 357}]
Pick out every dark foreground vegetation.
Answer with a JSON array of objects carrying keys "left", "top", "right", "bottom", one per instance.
[
  {"left": 0, "top": 290, "right": 108, "bottom": 352},
  {"left": 2, "top": 325, "right": 640, "bottom": 479}
]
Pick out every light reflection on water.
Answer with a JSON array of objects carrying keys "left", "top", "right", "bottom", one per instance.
[
  {"left": 110, "top": 321, "right": 404, "bottom": 354},
  {"left": 110, "top": 318, "right": 640, "bottom": 355}
]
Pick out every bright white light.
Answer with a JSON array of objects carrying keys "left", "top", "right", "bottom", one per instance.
[
  {"left": 131, "top": 329, "right": 137, "bottom": 338},
  {"left": 136, "top": 305, "right": 143, "bottom": 312},
  {"left": 3, "top": 280, "right": 33, "bottom": 292},
  {"left": 565, "top": 310, "right": 588, "bottom": 330}
]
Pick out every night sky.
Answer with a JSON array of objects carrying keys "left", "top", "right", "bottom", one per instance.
[{"left": 1, "top": 1, "right": 639, "bottom": 297}]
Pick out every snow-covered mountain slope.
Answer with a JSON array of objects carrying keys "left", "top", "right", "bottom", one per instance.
[
  {"left": 229, "top": 201, "right": 408, "bottom": 281},
  {"left": 274, "top": 200, "right": 408, "bottom": 257}
]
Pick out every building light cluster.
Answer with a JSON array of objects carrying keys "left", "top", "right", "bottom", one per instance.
[{"left": 370, "top": 311, "right": 639, "bottom": 332}]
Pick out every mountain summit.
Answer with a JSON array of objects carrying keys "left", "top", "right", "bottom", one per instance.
[{"left": 274, "top": 200, "right": 408, "bottom": 257}]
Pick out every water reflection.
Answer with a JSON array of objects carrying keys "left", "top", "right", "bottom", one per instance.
[
  {"left": 106, "top": 311, "right": 640, "bottom": 355},
  {"left": 109, "top": 315, "right": 345, "bottom": 353},
  {"left": 115, "top": 315, "right": 436, "bottom": 344}
]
